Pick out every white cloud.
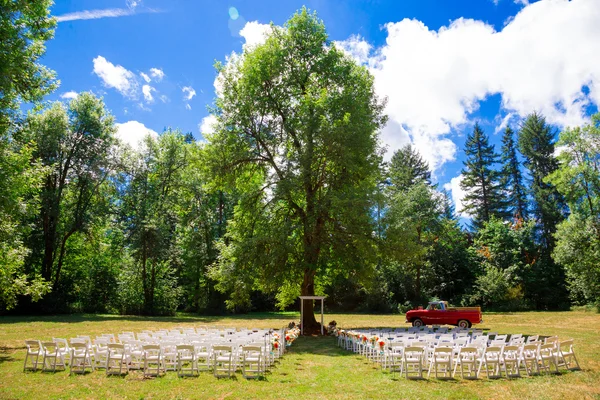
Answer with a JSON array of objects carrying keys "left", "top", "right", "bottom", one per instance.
[
  {"left": 55, "top": 6, "right": 160, "bottom": 22},
  {"left": 335, "top": 0, "right": 600, "bottom": 172},
  {"left": 126, "top": 0, "right": 142, "bottom": 9},
  {"left": 239, "top": 21, "right": 271, "bottom": 50},
  {"left": 60, "top": 91, "right": 78, "bottom": 100},
  {"left": 115, "top": 121, "right": 158, "bottom": 150},
  {"left": 140, "top": 72, "right": 151, "bottom": 83},
  {"left": 142, "top": 84, "right": 155, "bottom": 103},
  {"left": 93, "top": 56, "right": 137, "bottom": 98},
  {"left": 185, "top": 104, "right": 192, "bottom": 110},
  {"left": 159, "top": 95, "right": 169, "bottom": 103},
  {"left": 334, "top": 35, "right": 372, "bottom": 65},
  {"left": 182, "top": 86, "right": 196, "bottom": 100},
  {"left": 150, "top": 68, "right": 165, "bottom": 81},
  {"left": 514, "top": 0, "right": 530, "bottom": 6},
  {"left": 494, "top": 113, "right": 516, "bottom": 135},
  {"left": 444, "top": 175, "right": 471, "bottom": 218},
  {"left": 199, "top": 115, "right": 217, "bottom": 136}
]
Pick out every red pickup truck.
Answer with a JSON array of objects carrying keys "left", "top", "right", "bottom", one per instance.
[{"left": 405, "top": 301, "right": 482, "bottom": 328}]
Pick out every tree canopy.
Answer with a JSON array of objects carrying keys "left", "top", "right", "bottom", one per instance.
[{"left": 205, "top": 8, "right": 386, "bottom": 329}]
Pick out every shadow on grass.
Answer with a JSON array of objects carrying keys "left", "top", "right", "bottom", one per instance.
[{"left": 0, "top": 312, "right": 300, "bottom": 325}]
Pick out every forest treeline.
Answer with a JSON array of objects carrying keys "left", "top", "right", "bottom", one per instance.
[{"left": 1, "top": 3, "right": 599, "bottom": 316}]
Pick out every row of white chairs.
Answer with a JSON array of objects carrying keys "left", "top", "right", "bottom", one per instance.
[
  {"left": 338, "top": 330, "right": 580, "bottom": 380},
  {"left": 24, "top": 326, "right": 288, "bottom": 379}
]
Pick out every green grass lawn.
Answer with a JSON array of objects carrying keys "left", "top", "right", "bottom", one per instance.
[{"left": 1, "top": 311, "right": 599, "bottom": 399}]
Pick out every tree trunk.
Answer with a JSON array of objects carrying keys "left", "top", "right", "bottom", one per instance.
[{"left": 300, "top": 269, "right": 318, "bottom": 334}]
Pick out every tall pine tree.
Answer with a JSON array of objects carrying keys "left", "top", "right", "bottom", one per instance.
[
  {"left": 500, "top": 126, "right": 528, "bottom": 219},
  {"left": 388, "top": 144, "right": 432, "bottom": 192},
  {"left": 518, "top": 112, "right": 568, "bottom": 309},
  {"left": 460, "top": 123, "right": 505, "bottom": 229},
  {"left": 518, "top": 113, "right": 567, "bottom": 250}
]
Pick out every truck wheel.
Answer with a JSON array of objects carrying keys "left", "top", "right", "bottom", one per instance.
[
  {"left": 412, "top": 319, "right": 424, "bottom": 327},
  {"left": 458, "top": 319, "right": 471, "bottom": 329}
]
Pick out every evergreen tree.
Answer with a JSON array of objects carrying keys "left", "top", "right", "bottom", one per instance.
[
  {"left": 500, "top": 126, "right": 528, "bottom": 219},
  {"left": 460, "top": 123, "right": 504, "bottom": 229},
  {"left": 518, "top": 113, "right": 567, "bottom": 250},
  {"left": 388, "top": 144, "right": 432, "bottom": 192},
  {"left": 518, "top": 112, "right": 569, "bottom": 309}
]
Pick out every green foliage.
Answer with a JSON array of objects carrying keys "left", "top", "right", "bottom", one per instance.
[
  {"left": 387, "top": 144, "right": 431, "bottom": 192},
  {"left": 548, "top": 114, "right": 600, "bottom": 307},
  {"left": 518, "top": 113, "right": 569, "bottom": 309},
  {"left": 461, "top": 123, "right": 505, "bottom": 229},
  {"left": 500, "top": 127, "right": 527, "bottom": 219},
  {"left": 205, "top": 8, "right": 386, "bottom": 326},
  {"left": 519, "top": 112, "right": 567, "bottom": 250},
  {"left": 0, "top": 0, "right": 57, "bottom": 134},
  {"left": 467, "top": 217, "right": 535, "bottom": 310},
  {"left": 22, "top": 93, "right": 116, "bottom": 293}
]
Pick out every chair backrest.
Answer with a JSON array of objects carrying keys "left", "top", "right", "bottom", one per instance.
[
  {"left": 404, "top": 346, "right": 424, "bottom": 355},
  {"left": 71, "top": 342, "right": 87, "bottom": 350},
  {"left": 176, "top": 345, "right": 194, "bottom": 352},
  {"left": 526, "top": 335, "right": 539, "bottom": 343},
  {"left": 25, "top": 340, "right": 41, "bottom": 351},
  {"left": 503, "top": 345, "right": 519, "bottom": 358},
  {"left": 108, "top": 343, "right": 125, "bottom": 354},
  {"left": 213, "top": 345, "right": 232, "bottom": 352},
  {"left": 143, "top": 344, "right": 160, "bottom": 351},
  {"left": 544, "top": 336, "right": 558, "bottom": 345},
  {"left": 42, "top": 341, "right": 58, "bottom": 353},
  {"left": 521, "top": 344, "right": 538, "bottom": 356},
  {"left": 459, "top": 347, "right": 478, "bottom": 357},
  {"left": 485, "top": 346, "right": 502, "bottom": 359},
  {"left": 242, "top": 345, "right": 262, "bottom": 353},
  {"left": 434, "top": 347, "right": 452, "bottom": 355},
  {"left": 53, "top": 338, "right": 69, "bottom": 350},
  {"left": 540, "top": 343, "right": 555, "bottom": 353},
  {"left": 559, "top": 339, "right": 573, "bottom": 353}
]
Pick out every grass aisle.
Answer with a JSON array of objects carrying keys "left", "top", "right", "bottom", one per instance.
[{"left": 0, "top": 312, "right": 599, "bottom": 399}]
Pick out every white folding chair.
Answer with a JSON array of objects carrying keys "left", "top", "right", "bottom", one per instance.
[
  {"left": 143, "top": 344, "right": 164, "bottom": 377},
  {"left": 69, "top": 342, "right": 94, "bottom": 375},
  {"left": 556, "top": 340, "right": 580, "bottom": 371},
  {"left": 41, "top": 341, "right": 66, "bottom": 372},
  {"left": 403, "top": 346, "right": 425, "bottom": 379},
  {"left": 502, "top": 345, "right": 520, "bottom": 378},
  {"left": 478, "top": 346, "right": 503, "bottom": 379},
  {"left": 106, "top": 343, "right": 128, "bottom": 375},
  {"left": 519, "top": 343, "right": 539, "bottom": 376},
  {"left": 428, "top": 347, "right": 453, "bottom": 379},
  {"left": 23, "top": 340, "right": 42, "bottom": 372},
  {"left": 454, "top": 346, "right": 479, "bottom": 379},
  {"left": 52, "top": 338, "right": 70, "bottom": 366},
  {"left": 241, "top": 345, "right": 263, "bottom": 379},
  {"left": 213, "top": 345, "right": 234, "bottom": 378},
  {"left": 176, "top": 345, "right": 198, "bottom": 377},
  {"left": 538, "top": 343, "right": 559, "bottom": 374}
]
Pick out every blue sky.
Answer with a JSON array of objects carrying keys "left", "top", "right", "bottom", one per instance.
[{"left": 46, "top": 0, "right": 600, "bottom": 216}]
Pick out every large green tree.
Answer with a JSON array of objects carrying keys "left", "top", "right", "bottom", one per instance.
[
  {"left": 117, "top": 131, "right": 188, "bottom": 315},
  {"left": 0, "top": 0, "right": 57, "bottom": 134},
  {"left": 460, "top": 123, "right": 505, "bottom": 229},
  {"left": 500, "top": 127, "right": 528, "bottom": 219},
  {"left": 0, "top": 0, "right": 56, "bottom": 310},
  {"left": 518, "top": 113, "right": 568, "bottom": 309},
  {"left": 206, "top": 9, "right": 386, "bottom": 330},
  {"left": 547, "top": 114, "right": 600, "bottom": 306},
  {"left": 23, "top": 93, "right": 116, "bottom": 288}
]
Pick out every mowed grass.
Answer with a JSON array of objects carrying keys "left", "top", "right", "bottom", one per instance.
[{"left": 0, "top": 311, "right": 599, "bottom": 399}]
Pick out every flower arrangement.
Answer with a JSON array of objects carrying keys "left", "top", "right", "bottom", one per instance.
[
  {"left": 362, "top": 334, "right": 368, "bottom": 343},
  {"left": 377, "top": 339, "right": 386, "bottom": 351},
  {"left": 285, "top": 327, "right": 300, "bottom": 346},
  {"left": 369, "top": 335, "right": 379, "bottom": 345}
]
